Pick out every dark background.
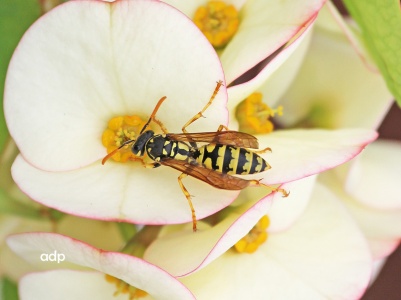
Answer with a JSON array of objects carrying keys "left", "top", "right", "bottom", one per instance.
[{"left": 362, "top": 103, "right": 401, "bottom": 299}]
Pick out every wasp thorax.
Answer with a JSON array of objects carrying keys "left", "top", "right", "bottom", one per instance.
[
  {"left": 234, "top": 215, "right": 270, "bottom": 254},
  {"left": 193, "top": 1, "right": 239, "bottom": 48},
  {"left": 102, "top": 115, "right": 147, "bottom": 163},
  {"left": 105, "top": 274, "right": 148, "bottom": 299}
]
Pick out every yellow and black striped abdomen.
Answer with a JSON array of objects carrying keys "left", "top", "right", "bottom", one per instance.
[{"left": 195, "top": 144, "right": 269, "bottom": 175}]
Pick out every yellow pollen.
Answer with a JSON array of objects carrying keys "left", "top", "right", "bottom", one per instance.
[
  {"left": 234, "top": 215, "right": 270, "bottom": 254},
  {"left": 193, "top": 1, "right": 239, "bottom": 48},
  {"left": 102, "top": 115, "right": 147, "bottom": 163},
  {"left": 235, "top": 93, "right": 283, "bottom": 134},
  {"left": 105, "top": 274, "right": 148, "bottom": 299}
]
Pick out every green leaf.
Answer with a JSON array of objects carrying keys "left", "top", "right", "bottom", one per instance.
[
  {"left": 0, "top": 188, "right": 42, "bottom": 219},
  {"left": 0, "top": 277, "right": 18, "bottom": 300},
  {"left": 0, "top": 0, "right": 41, "bottom": 151},
  {"left": 343, "top": 0, "right": 401, "bottom": 106},
  {"left": 117, "top": 222, "right": 138, "bottom": 242}
]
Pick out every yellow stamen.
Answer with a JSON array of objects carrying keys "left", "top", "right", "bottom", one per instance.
[
  {"left": 234, "top": 215, "right": 270, "bottom": 254},
  {"left": 235, "top": 93, "right": 283, "bottom": 134},
  {"left": 105, "top": 274, "right": 148, "bottom": 299},
  {"left": 193, "top": 1, "right": 239, "bottom": 48},
  {"left": 102, "top": 115, "right": 147, "bottom": 163}
]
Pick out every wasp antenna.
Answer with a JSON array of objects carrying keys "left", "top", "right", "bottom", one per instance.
[
  {"left": 101, "top": 139, "right": 135, "bottom": 165},
  {"left": 140, "top": 96, "right": 167, "bottom": 134}
]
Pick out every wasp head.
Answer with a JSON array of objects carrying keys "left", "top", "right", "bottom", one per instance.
[{"left": 132, "top": 130, "right": 154, "bottom": 156}]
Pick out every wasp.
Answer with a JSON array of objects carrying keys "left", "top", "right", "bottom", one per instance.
[{"left": 102, "top": 81, "right": 288, "bottom": 231}]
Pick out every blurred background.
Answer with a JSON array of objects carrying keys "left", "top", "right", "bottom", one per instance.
[{"left": 333, "top": 1, "right": 401, "bottom": 296}]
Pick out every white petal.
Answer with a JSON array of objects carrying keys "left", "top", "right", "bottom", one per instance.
[
  {"left": 145, "top": 192, "right": 275, "bottom": 276},
  {"left": 227, "top": 16, "right": 314, "bottom": 129},
  {"left": 370, "top": 258, "right": 386, "bottom": 285},
  {"left": 144, "top": 177, "right": 315, "bottom": 276},
  {"left": 343, "top": 194, "right": 401, "bottom": 256},
  {"left": 5, "top": 0, "right": 226, "bottom": 171},
  {"left": 0, "top": 216, "right": 52, "bottom": 281},
  {"left": 0, "top": 214, "right": 124, "bottom": 281},
  {"left": 12, "top": 155, "right": 239, "bottom": 224},
  {"left": 368, "top": 239, "right": 400, "bottom": 259},
  {"left": 221, "top": 0, "right": 326, "bottom": 84},
  {"left": 230, "top": 176, "right": 317, "bottom": 231},
  {"left": 320, "top": 170, "right": 401, "bottom": 259},
  {"left": 19, "top": 270, "right": 130, "bottom": 300},
  {"left": 162, "top": 0, "right": 247, "bottom": 16},
  {"left": 251, "top": 26, "right": 312, "bottom": 108},
  {"left": 321, "top": 2, "right": 378, "bottom": 71},
  {"left": 268, "top": 175, "right": 316, "bottom": 232},
  {"left": 0, "top": 215, "right": 125, "bottom": 281},
  {"left": 180, "top": 182, "right": 372, "bottom": 300},
  {"left": 8, "top": 233, "right": 195, "bottom": 300},
  {"left": 285, "top": 184, "right": 370, "bottom": 299},
  {"left": 276, "top": 4, "right": 392, "bottom": 129},
  {"left": 251, "top": 128, "right": 377, "bottom": 184},
  {"left": 345, "top": 140, "right": 401, "bottom": 209}
]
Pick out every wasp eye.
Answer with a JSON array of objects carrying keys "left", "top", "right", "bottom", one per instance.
[{"left": 132, "top": 145, "right": 140, "bottom": 153}]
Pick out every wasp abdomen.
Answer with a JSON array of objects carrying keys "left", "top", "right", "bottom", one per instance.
[{"left": 195, "top": 144, "right": 269, "bottom": 175}]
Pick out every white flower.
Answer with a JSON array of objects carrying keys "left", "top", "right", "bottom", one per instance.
[
  {"left": 144, "top": 178, "right": 372, "bottom": 299},
  {"left": 5, "top": 0, "right": 234, "bottom": 226},
  {"left": 225, "top": 1, "right": 400, "bottom": 284},
  {"left": 269, "top": 3, "right": 393, "bottom": 129},
  {"left": 7, "top": 232, "right": 195, "bottom": 300},
  {"left": 0, "top": 214, "right": 124, "bottom": 281},
  {"left": 323, "top": 139, "right": 401, "bottom": 259},
  {"left": 267, "top": 3, "right": 401, "bottom": 262},
  {"left": 162, "top": 0, "right": 327, "bottom": 85}
]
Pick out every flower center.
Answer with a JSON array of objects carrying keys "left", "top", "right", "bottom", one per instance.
[
  {"left": 193, "top": 1, "right": 239, "bottom": 48},
  {"left": 234, "top": 215, "right": 270, "bottom": 254},
  {"left": 235, "top": 93, "right": 283, "bottom": 134},
  {"left": 101, "top": 115, "right": 147, "bottom": 163},
  {"left": 105, "top": 274, "right": 148, "bottom": 299}
]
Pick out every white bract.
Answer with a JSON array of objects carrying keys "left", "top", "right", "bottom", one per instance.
[
  {"left": 269, "top": 3, "right": 393, "bottom": 129},
  {"left": 5, "top": 0, "right": 236, "bottom": 225},
  {"left": 0, "top": 214, "right": 124, "bottom": 281},
  {"left": 322, "top": 139, "right": 401, "bottom": 259},
  {"left": 7, "top": 232, "right": 195, "bottom": 300},
  {"left": 263, "top": 3, "right": 401, "bottom": 261},
  {"left": 144, "top": 178, "right": 372, "bottom": 300},
  {"left": 209, "top": 0, "right": 398, "bottom": 262},
  {"left": 162, "top": 0, "right": 327, "bottom": 85}
]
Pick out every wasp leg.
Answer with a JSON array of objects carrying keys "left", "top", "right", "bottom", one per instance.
[
  {"left": 216, "top": 124, "right": 230, "bottom": 132},
  {"left": 249, "top": 179, "right": 289, "bottom": 197},
  {"left": 177, "top": 173, "right": 198, "bottom": 232},
  {"left": 129, "top": 157, "right": 161, "bottom": 168},
  {"left": 182, "top": 80, "right": 224, "bottom": 133},
  {"left": 253, "top": 147, "right": 272, "bottom": 154}
]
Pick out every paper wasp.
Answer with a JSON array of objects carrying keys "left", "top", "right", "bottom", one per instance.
[{"left": 102, "top": 81, "right": 288, "bottom": 231}]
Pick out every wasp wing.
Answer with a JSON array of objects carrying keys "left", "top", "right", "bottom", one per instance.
[
  {"left": 166, "top": 131, "right": 259, "bottom": 149},
  {"left": 160, "top": 158, "right": 251, "bottom": 190}
]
